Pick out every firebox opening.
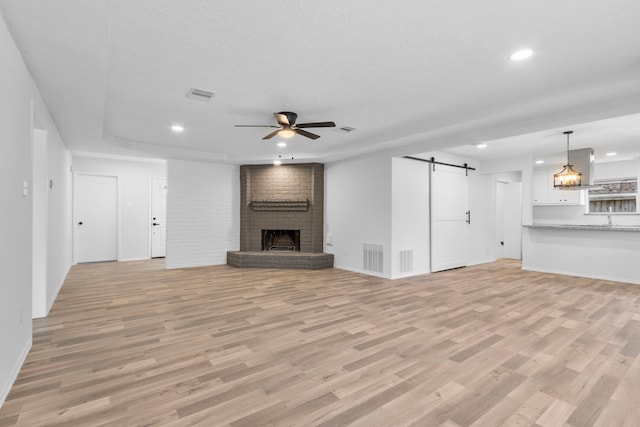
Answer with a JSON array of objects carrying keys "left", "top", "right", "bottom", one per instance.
[{"left": 262, "top": 230, "right": 301, "bottom": 251}]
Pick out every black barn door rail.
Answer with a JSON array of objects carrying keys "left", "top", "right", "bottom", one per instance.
[{"left": 403, "top": 156, "right": 476, "bottom": 176}]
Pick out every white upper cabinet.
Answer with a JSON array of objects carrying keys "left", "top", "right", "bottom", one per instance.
[{"left": 533, "top": 169, "right": 585, "bottom": 205}]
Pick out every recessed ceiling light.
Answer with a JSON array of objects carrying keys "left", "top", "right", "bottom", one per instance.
[
  {"left": 171, "top": 124, "right": 184, "bottom": 133},
  {"left": 273, "top": 159, "right": 282, "bottom": 166},
  {"left": 477, "top": 144, "right": 487, "bottom": 149},
  {"left": 510, "top": 49, "right": 533, "bottom": 62},
  {"left": 606, "top": 152, "right": 617, "bottom": 156},
  {"left": 535, "top": 160, "right": 545, "bottom": 164},
  {"left": 277, "top": 142, "right": 287, "bottom": 148}
]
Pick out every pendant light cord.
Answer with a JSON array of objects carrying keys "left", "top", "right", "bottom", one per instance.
[{"left": 564, "top": 130, "right": 573, "bottom": 165}]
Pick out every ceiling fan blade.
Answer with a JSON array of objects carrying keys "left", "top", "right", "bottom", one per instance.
[
  {"left": 235, "top": 125, "right": 279, "bottom": 128},
  {"left": 295, "top": 121, "right": 336, "bottom": 128},
  {"left": 275, "top": 113, "right": 290, "bottom": 126},
  {"left": 262, "top": 129, "right": 281, "bottom": 140},
  {"left": 295, "top": 129, "right": 320, "bottom": 140}
]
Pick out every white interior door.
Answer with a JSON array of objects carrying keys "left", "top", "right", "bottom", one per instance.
[
  {"left": 502, "top": 182, "right": 522, "bottom": 260},
  {"left": 151, "top": 177, "right": 167, "bottom": 258},
  {"left": 74, "top": 174, "right": 118, "bottom": 263},
  {"left": 430, "top": 165, "right": 469, "bottom": 272}
]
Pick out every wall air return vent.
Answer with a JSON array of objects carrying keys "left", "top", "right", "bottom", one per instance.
[
  {"left": 363, "top": 242, "right": 384, "bottom": 273},
  {"left": 398, "top": 249, "right": 414, "bottom": 274},
  {"left": 186, "top": 87, "right": 215, "bottom": 102}
]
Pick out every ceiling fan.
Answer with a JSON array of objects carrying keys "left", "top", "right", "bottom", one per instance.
[{"left": 235, "top": 111, "right": 336, "bottom": 140}]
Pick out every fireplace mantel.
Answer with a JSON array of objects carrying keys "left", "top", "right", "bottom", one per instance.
[{"left": 250, "top": 200, "right": 309, "bottom": 212}]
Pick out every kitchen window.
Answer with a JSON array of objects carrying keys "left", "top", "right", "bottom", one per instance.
[{"left": 588, "top": 177, "right": 638, "bottom": 213}]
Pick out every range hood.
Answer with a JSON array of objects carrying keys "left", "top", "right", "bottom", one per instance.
[{"left": 565, "top": 148, "right": 598, "bottom": 190}]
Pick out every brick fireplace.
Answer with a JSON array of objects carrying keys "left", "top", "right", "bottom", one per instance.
[{"left": 227, "top": 163, "right": 333, "bottom": 269}]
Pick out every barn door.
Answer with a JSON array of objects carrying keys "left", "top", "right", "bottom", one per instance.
[{"left": 430, "top": 165, "right": 469, "bottom": 272}]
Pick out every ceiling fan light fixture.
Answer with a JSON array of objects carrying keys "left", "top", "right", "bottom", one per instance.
[
  {"left": 277, "top": 142, "right": 287, "bottom": 148},
  {"left": 554, "top": 131, "right": 582, "bottom": 188},
  {"left": 278, "top": 128, "right": 296, "bottom": 139}
]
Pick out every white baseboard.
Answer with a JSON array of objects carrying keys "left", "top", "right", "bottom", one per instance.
[
  {"left": 466, "top": 258, "right": 500, "bottom": 267},
  {"left": 332, "top": 264, "right": 391, "bottom": 279},
  {"left": 522, "top": 265, "right": 640, "bottom": 286},
  {"left": 0, "top": 338, "right": 32, "bottom": 409},
  {"left": 390, "top": 269, "right": 431, "bottom": 280},
  {"left": 117, "top": 257, "right": 152, "bottom": 262}
]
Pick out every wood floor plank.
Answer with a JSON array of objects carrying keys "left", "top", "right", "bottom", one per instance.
[{"left": 1, "top": 259, "right": 640, "bottom": 426}]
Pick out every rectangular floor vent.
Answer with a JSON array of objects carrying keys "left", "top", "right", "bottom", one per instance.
[
  {"left": 363, "top": 243, "right": 384, "bottom": 273},
  {"left": 398, "top": 249, "right": 414, "bottom": 274}
]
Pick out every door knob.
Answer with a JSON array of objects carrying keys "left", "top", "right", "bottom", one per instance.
[
  {"left": 78, "top": 221, "right": 83, "bottom": 225},
  {"left": 152, "top": 222, "right": 159, "bottom": 226}
]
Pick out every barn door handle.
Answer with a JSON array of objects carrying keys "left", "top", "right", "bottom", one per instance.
[{"left": 465, "top": 210, "right": 471, "bottom": 224}]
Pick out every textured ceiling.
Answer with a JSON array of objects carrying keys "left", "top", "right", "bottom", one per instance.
[{"left": 1, "top": 0, "right": 640, "bottom": 164}]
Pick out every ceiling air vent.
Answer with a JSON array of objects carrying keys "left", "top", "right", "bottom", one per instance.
[
  {"left": 335, "top": 126, "right": 356, "bottom": 134},
  {"left": 186, "top": 87, "right": 215, "bottom": 102}
]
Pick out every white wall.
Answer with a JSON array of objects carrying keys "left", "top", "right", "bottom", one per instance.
[
  {"left": 326, "top": 152, "right": 497, "bottom": 279},
  {"left": 165, "top": 159, "right": 239, "bottom": 269},
  {"left": 0, "top": 13, "right": 71, "bottom": 407},
  {"left": 592, "top": 159, "right": 637, "bottom": 180},
  {"left": 46, "top": 134, "right": 72, "bottom": 312},
  {"left": 391, "top": 157, "right": 430, "bottom": 278},
  {"left": 325, "top": 154, "right": 392, "bottom": 277},
  {"left": 72, "top": 156, "right": 166, "bottom": 262},
  {"left": 481, "top": 155, "right": 534, "bottom": 226}
]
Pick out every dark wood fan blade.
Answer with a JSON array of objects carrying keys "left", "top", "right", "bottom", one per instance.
[
  {"left": 275, "top": 113, "right": 290, "bottom": 126},
  {"left": 262, "top": 129, "right": 281, "bottom": 140},
  {"left": 295, "top": 129, "right": 320, "bottom": 140},
  {"left": 295, "top": 121, "right": 336, "bottom": 128},
  {"left": 235, "top": 125, "right": 279, "bottom": 128}
]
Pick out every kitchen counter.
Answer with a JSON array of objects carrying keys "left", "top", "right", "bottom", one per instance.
[
  {"left": 523, "top": 223, "right": 640, "bottom": 285},
  {"left": 525, "top": 223, "right": 640, "bottom": 232}
]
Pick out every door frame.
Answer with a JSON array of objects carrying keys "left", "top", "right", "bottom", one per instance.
[
  {"left": 72, "top": 172, "right": 120, "bottom": 264},
  {"left": 501, "top": 181, "right": 523, "bottom": 260},
  {"left": 32, "top": 127, "right": 48, "bottom": 318}
]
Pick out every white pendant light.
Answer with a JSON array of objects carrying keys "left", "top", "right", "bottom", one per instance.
[{"left": 553, "top": 131, "right": 581, "bottom": 188}]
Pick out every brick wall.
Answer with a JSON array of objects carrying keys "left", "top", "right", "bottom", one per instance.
[
  {"left": 240, "top": 163, "right": 324, "bottom": 253},
  {"left": 165, "top": 160, "right": 240, "bottom": 268}
]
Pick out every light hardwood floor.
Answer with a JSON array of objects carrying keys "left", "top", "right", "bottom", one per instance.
[{"left": 1, "top": 259, "right": 639, "bottom": 426}]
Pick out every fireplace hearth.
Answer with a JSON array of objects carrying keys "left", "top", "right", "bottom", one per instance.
[{"left": 262, "top": 230, "right": 300, "bottom": 251}]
